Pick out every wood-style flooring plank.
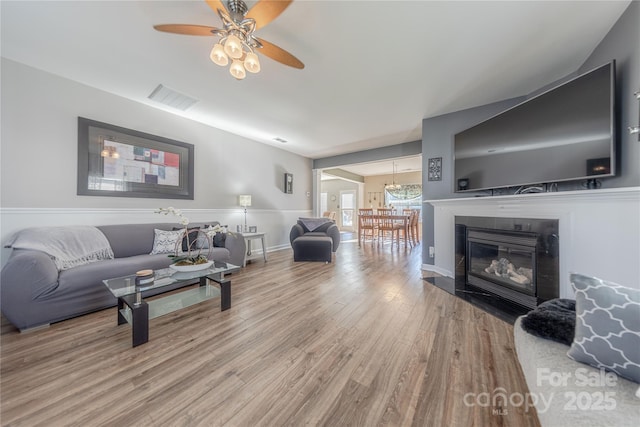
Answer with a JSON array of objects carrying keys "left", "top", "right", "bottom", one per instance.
[{"left": 1, "top": 234, "right": 540, "bottom": 426}]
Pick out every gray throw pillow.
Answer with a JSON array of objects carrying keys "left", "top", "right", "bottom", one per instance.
[
  {"left": 172, "top": 227, "right": 200, "bottom": 252},
  {"left": 567, "top": 273, "right": 640, "bottom": 384}
]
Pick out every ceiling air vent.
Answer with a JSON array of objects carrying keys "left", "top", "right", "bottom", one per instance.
[{"left": 148, "top": 84, "right": 198, "bottom": 111}]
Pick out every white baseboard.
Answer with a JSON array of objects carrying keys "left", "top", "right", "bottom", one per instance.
[{"left": 422, "top": 264, "right": 453, "bottom": 278}]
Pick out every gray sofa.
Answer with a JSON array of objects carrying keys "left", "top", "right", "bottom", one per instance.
[
  {"left": 289, "top": 218, "right": 340, "bottom": 262},
  {"left": 0, "top": 222, "right": 246, "bottom": 331},
  {"left": 514, "top": 317, "right": 640, "bottom": 426}
]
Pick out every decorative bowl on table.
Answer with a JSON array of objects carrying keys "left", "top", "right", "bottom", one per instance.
[{"left": 169, "top": 261, "right": 213, "bottom": 272}]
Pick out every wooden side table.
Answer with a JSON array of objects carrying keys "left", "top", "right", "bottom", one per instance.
[{"left": 242, "top": 232, "right": 267, "bottom": 267}]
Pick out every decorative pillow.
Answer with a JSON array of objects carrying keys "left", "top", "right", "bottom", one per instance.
[
  {"left": 203, "top": 226, "right": 227, "bottom": 248},
  {"left": 150, "top": 229, "right": 184, "bottom": 255},
  {"left": 520, "top": 298, "right": 576, "bottom": 345},
  {"left": 213, "top": 232, "right": 226, "bottom": 248},
  {"left": 172, "top": 227, "right": 200, "bottom": 252},
  {"left": 567, "top": 273, "right": 640, "bottom": 384}
]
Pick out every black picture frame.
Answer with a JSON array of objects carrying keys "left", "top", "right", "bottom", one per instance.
[
  {"left": 284, "top": 173, "right": 293, "bottom": 194},
  {"left": 428, "top": 157, "right": 442, "bottom": 181},
  {"left": 77, "top": 117, "right": 194, "bottom": 199}
]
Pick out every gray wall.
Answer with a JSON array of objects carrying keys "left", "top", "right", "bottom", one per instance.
[
  {"left": 421, "top": 1, "right": 640, "bottom": 266},
  {"left": 0, "top": 59, "right": 313, "bottom": 257},
  {"left": 578, "top": 0, "right": 639, "bottom": 189},
  {"left": 0, "top": 59, "right": 312, "bottom": 211}
]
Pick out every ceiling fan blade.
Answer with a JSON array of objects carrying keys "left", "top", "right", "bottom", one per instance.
[
  {"left": 247, "top": 0, "right": 293, "bottom": 30},
  {"left": 256, "top": 37, "right": 304, "bottom": 69},
  {"left": 153, "top": 24, "right": 217, "bottom": 36},
  {"left": 205, "top": 0, "right": 228, "bottom": 15}
]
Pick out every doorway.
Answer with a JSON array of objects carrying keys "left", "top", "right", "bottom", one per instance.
[{"left": 340, "top": 190, "right": 356, "bottom": 231}]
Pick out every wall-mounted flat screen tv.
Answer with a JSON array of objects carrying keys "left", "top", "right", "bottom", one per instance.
[{"left": 454, "top": 61, "right": 616, "bottom": 192}]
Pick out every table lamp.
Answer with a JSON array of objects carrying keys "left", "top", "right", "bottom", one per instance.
[{"left": 239, "top": 194, "right": 252, "bottom": 232}]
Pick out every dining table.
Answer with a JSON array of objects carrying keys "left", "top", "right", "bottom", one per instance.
[{"left": 358, "top": 214, "right": 411, "bottom": 248}]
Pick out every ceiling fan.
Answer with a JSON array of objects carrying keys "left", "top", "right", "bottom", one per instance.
[{"left": 154, "top": 0, "right": 304, "bottom": 80}]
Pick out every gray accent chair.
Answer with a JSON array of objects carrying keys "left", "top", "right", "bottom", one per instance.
[
  {"left": 0, "top": 222, "right": 246, "bottom": 331},
  {"left": 289, "top": 219, "right": 340, "bottom": 262}
]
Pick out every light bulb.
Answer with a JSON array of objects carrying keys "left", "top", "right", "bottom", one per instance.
[
  {"left": 112, "top": 151, "right": 120, "bottom": 159},
  {"left": 224, "top": 34, "right": 243, "bottom": 59},
  {"left": 101, "top": 149, "right": 109, "bottom": 157},
  {"left": 209, "top": 43, "right": 228, "bottom": 66},
  {"left": 229, "top": 60, "right": 246, "bottom": 80},
  {"left": 244, "top": 52, "right": 261, "bottom": 73}
]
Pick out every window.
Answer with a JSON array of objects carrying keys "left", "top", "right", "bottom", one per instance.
[{"left": 385, "top": 184, "right": 422, "bottom": 214}]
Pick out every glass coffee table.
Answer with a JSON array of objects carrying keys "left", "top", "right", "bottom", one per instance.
[{"left": 103, "top": 261, "right": 239, "bottom": 347}]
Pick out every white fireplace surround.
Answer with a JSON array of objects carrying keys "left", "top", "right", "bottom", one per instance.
[{"left": 424, "top": 187, "right": 640, "bottom": 298}]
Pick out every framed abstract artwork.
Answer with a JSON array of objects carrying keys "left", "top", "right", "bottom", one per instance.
[
  {"left": 77, "top": 117, "right": 194, "bottom": 199},
  {"left": 428, "top": 157, "right": 442, "bottom": 181}
]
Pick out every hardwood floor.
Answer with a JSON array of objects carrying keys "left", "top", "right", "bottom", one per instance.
[{"left": 0, "top": 235, "right": 540, "bottom": 426}]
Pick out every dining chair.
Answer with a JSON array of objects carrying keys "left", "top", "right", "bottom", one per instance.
[
  {"left": 358, "top": 212, "right": 377, "bottom": 245},
  {"left": 377, "top": 214, "right": 402, "bottom": 247},
  {"left": 396, "top": 210, "right": 413, "bottom": 247},
  {"left": 377, "top": 208, "right": 393, "bottom": 215},
  {"left": 410, "top": 210, "right": 420, "bottom": 245},
  {"left": 323, "top": 211, "right": 337, "bottom": 221}
]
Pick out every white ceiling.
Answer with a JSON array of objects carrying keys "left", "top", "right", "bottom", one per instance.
[{"left": 1, "top": 0, "right": 630, "bottom": 171}]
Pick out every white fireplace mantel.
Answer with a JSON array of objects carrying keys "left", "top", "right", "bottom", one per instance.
[{"left": 424, "top": 187, "right": 640, "bottom": 298}]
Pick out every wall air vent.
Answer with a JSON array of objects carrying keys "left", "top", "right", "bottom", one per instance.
[{"left": 148, "top": 84, "right": 198, "bottom": 111}]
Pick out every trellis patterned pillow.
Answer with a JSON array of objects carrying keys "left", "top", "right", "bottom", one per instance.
[
  {"left": 150, "top": 229, "right": 184, "bottom": 255},
  {"left": 567, "top": 273, "right": 640, "bottom": 384}
]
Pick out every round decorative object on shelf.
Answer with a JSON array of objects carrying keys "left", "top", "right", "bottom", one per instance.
[
  {"left": 135, "top": 269, "right": 154, "bottom": 285},
  {"left": 169, "top": 261, "right": 213, "bottom": 272}
]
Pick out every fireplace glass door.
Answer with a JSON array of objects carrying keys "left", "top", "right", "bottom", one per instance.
[{"left": 466, "top": 230, "right": 537, "bottom": 297}]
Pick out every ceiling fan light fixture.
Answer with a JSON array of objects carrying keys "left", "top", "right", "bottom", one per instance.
[
  {"left": 224, "top": 34, "right": 243, "bottom": 59},
  {"left": 230, "top": 59, "right": 246, "bottom": 79},
  {"left": 244, "top": 52, "right": 261, "bottom": 73},
  {"left": 210, "top": 43, "right": 229, "bottom": 66},
  {"left": 154, "top": 0, "right": 304, "bottom": 79}
]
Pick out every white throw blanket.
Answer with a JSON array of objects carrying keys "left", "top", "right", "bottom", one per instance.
[{"left": 7, "top": 226, "right": 114, "bottom": 270}]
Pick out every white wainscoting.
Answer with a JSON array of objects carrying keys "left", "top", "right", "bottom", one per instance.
[
  {"left": 424, "top": 187, "right": 640, "bottom": 298},
  {"left": 0, "top": 208, "right": 312, "bottom": 266}
]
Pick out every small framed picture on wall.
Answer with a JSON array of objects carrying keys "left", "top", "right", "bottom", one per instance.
[
  {"left": 428, "top": 157, "right": 442, "bottom": 181},
  {"left": 284, "top": 173, "right": 293, "bottom": 194}
]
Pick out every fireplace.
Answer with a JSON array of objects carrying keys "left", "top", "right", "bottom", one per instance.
[
  {"left": 455, "top": 216, "right": 559, "bottom": 316},
  {"left": 467, "top": 228, "right": 538, "bottom": 308}
]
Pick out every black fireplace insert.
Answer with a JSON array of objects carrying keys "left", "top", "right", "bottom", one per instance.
[{"left": 455, "top": 216, "right": 559, "bottom": 314}]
